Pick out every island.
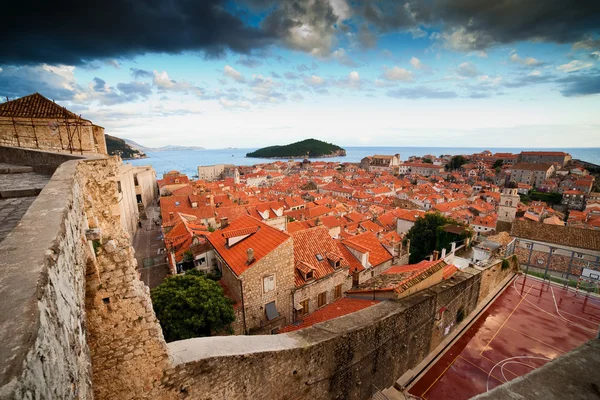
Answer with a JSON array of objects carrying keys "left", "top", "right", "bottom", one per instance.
[
  {"left": 105, "top": 134, "right": 147, "bottom": 159},
  {"left": 246, "top": 138, "right": 346, "bottom": 159}
]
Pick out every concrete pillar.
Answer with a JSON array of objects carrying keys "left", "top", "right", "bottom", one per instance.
[{"left": 451, "top": 242, "right": 456, "bottom": 253}]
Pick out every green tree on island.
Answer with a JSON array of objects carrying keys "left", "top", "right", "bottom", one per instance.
[
  {"left": 151, "top": 269, "right": 235, "bottom": 342},
  {"left": 406, "top": 213, "right": 467, "bottom": 263}
]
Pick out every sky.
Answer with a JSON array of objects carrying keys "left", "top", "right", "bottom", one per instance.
[{"left": 1, "top": 0, "right": 599, "bottom": 149}]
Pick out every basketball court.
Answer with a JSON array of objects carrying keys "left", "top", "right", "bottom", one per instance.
[{"left": 407, "top": 274, "right": 600, "bottom": 399}]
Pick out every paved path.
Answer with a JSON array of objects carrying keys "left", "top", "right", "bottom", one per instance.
[
  {"left": 132, "top": 201, "right": 170, "bottom": 289},
  {"left": 0, "top": 197, "right": 37, "bottom": 243}
]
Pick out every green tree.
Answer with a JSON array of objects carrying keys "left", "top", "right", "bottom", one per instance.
[
  {"left": 406, "top": 213, "right": 461, "bottom": 263},
  {"left": 151, "top": 269, "right": 235, "bottom": 342},
  {"left": 445, "top": 155, "right": 468, "bottom": 171},
  {"left": 422, "top": 157, "right": 433, "bottom": 164},
  {"left": 492, "top": 159, "right": 504, "bottom": 169}
]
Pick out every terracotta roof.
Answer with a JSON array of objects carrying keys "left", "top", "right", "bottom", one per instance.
[
  {"left": 511, "top": 219, "right": 600, "bottom": 251},
  {"left": 336, "top": 241, "right": 365, "bottom": 272},
  {"left": 207, "top": 215, "right": 290, "bottom": 276},
  {"left": 0, "top": 93, "right": 88, "bottom": 120},
  {"left": 342, "top": 232, "right": 393, "bottom": 267},
  {"left": 520, "top": 151, "right": 568, "bottom": 156},
  {"left": 292, "top": 227, "right": 348, "bottom": 287},
  {"left": 279, "top": 298, "right": 379, "bottom": 333},
  {"left": 348, "top": 259, "right": 446, "bottom": 294},
  {"left": 222, "top": 226, "right": 259, "bottom": 239}
]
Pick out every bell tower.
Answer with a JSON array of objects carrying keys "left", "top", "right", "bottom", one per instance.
[{"left": 498, "top": 181, "right": 520, "bottom": 223}]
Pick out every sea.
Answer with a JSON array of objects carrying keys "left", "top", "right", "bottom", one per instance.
[{"left": 128, "top": 147, "right": 600, "bottom": 178}]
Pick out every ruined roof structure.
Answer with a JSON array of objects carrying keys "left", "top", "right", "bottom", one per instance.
[{"left": 0, "top": 92, "right": 88, "bottom": 120}]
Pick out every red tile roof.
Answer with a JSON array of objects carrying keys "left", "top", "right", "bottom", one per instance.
[
  {"left": 207, "top": 215, "right": 290, "bottom": 276},
  {"left": 279, "top": 298, "right": 379, "bottom": 333},
  {"left": 0, "top": 92, "right": 87, "bottom": 120},
  {"left": 342, "top": 232, "right": 393, "bottom": 267},
  {"left": 291, "top": 227, "right": 349, "bottom": 287}
]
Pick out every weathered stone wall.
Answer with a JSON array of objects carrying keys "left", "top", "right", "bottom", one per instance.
[
  {"left": 79, "top": 158, "right": 171, "bottom": 400},
  {"left": 0, "top": 145, "right": 88, "bottom": 174},
  {"left": 241, "top": 238, "right": 295, "bottom": 334},
  {"left": 0, "top": 160, "right": 93, "bottom": 399},
  {"left": 477, "top": 258, "right": 518, "bottom": 303},
  {"left": 153, "top": 262, "right": 515, "bottom": 400},
  {"left": 0, "top": 117, "right": 106, "bottom": 156}
]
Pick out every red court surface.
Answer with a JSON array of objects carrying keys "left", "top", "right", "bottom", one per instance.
[{"left": 408, "top": 274, "right": 600, "bottom": 400}]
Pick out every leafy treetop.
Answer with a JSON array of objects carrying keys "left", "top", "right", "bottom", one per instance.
[{"left": 151, "top": 269, "right": 235, "bottom": 342}]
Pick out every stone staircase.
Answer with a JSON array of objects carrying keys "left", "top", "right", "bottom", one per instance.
[{"left": 0, "top": 163, "right": 51, "bottom": 242}]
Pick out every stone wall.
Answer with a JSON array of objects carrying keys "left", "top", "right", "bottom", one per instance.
[
  {"left": 79, "top": 158, "right": 171, "bottom": 400},
  {"left": 0, "top": 160, "right": 93, "bottom": 399},
  {"left": 0, "top": 145, "right": 88, "bottom": 174},
  {"left": 0, "top": 117, "right": 106, "bottom": 156},
  {"left": 153, "top": 260, "right": 514, "bottom": 400}
]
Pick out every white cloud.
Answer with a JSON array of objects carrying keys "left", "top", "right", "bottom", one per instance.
[
  {"left": 529, "top": 70, "right": 541, "bottom": 76},
  {"left": 223, "top": 65, "right": 245, "bottom": 83},
  {"left": 383, "top": 66, "right": 413, "bottom": 82},
  {"left": 510, "top": 53, "right": 542, "bottom": 66},
  {"left": 409, "top": 57, "right": 428, "bottom": 70},
  {"left": 456, "top": 62, "right": 480, "bottom": 78},
  {"left": 219, "top": 97, "right": 251, "bottom": 110},
  {"left": 304, "top": 75, "right": 326, "bottom": 86},
  {"left": 152, "top": 70, "right": 202, "bottom": 96},
  {"left": 557, "top": 60, "right": 594, "bottom": 73},
  {"left": 440, "top": 27, "right": 489, "bottom": 52},
  {"left": 331, "top": 48, "right": 356, "bottom": 66}
]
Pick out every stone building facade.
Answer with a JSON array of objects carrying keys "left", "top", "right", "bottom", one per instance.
[
  {"left": 208, "top": 216, "right": 295, "bottom": 334},
  {"left": 0, "top": 93, "right": 107, "bottom": 156},
  {"left": 510, "top": 163, "right": 555, "bottom": 187},
  {"left": 518, "top": 151, "right": 572, "bottom": 167},
  {"left": 132, "top": 165, "right": 158, "bottom": 212}
]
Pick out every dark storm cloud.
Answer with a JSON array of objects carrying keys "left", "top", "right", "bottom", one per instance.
[
  {"left": 387, "top": 86, "right": 458, "bottom": 99},
  {"left": 359, "top": 0, "right": 600, "bottom": 51},
  {"left": 557, "top": 70, "right": 600, "bottom": 96},
  {"left": 0, "top": 0, "right": 274, "bottom": 65}
]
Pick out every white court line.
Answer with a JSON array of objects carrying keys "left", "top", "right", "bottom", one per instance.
[
  {"left": 499, "top": 361, "right": 536, "bottom": 383},
  {"left": 523, "top": 274, "right": 600, "bottom": 305},
  {"left": 511, "top": 276, "right": 597, "bottom": 333},
  {"left": 550, "top": 286, "right": 597, "bottom": 333},
  {"left": 486, "top": 356, "right": 551, "bottom": 392}
]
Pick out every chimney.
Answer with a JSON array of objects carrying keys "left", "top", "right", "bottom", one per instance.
[
  {"left": 221, "top": 217, "right": 229, "bottom": 229},
  {"left": 451, "top": 242, "right": 456, "bottom": 254},
  {"left": 433, "top": 250, "right": 440, "bottom": 261},
  {"left": 441, "top": 248, "right": 447, "bottom": 259},
  {"left": 316, "top": 216, "right": 322, "bottom": 226},
  {"left": 247, "top": 248, "right": 255, "bottom": 264},
  {"left": 169, "top": 212, "right": 174, "bottom": 220},
  {"left": 429, "top": 254, "right": 434, "bottom": 262},
  {"left": 210, "top": 194, "right": 215, "bottom": 208}
]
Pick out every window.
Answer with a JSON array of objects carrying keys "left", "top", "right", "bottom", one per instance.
[
  {"left": 316, "top": 254, "right": 324, "bottom": 262},
  {"left": 576, "top": 253, "right": 584, "bottom": 259},
  {"left": 265, "top": 301, "right": 279, "bottom": 320},
  {"left": 300, "top": 299, "right": 309, "bottom": 316},
  {"left": 305, "top": 270, "right": 314, "bottom": 280},
  {"left": 318, "top": 292, "right": 327, "bottom": 308},
  {"left": 263, "top": 274, "right": 275, "bottom": 293},
  {"left": 334, "top": 284, "right": 342, "bottom": 300},
  {"left": 134, "top": 176, "right": 139, "bottom": 186},
  {"left": 117, "top": 181, "right": 122, "bottom": 193}
]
